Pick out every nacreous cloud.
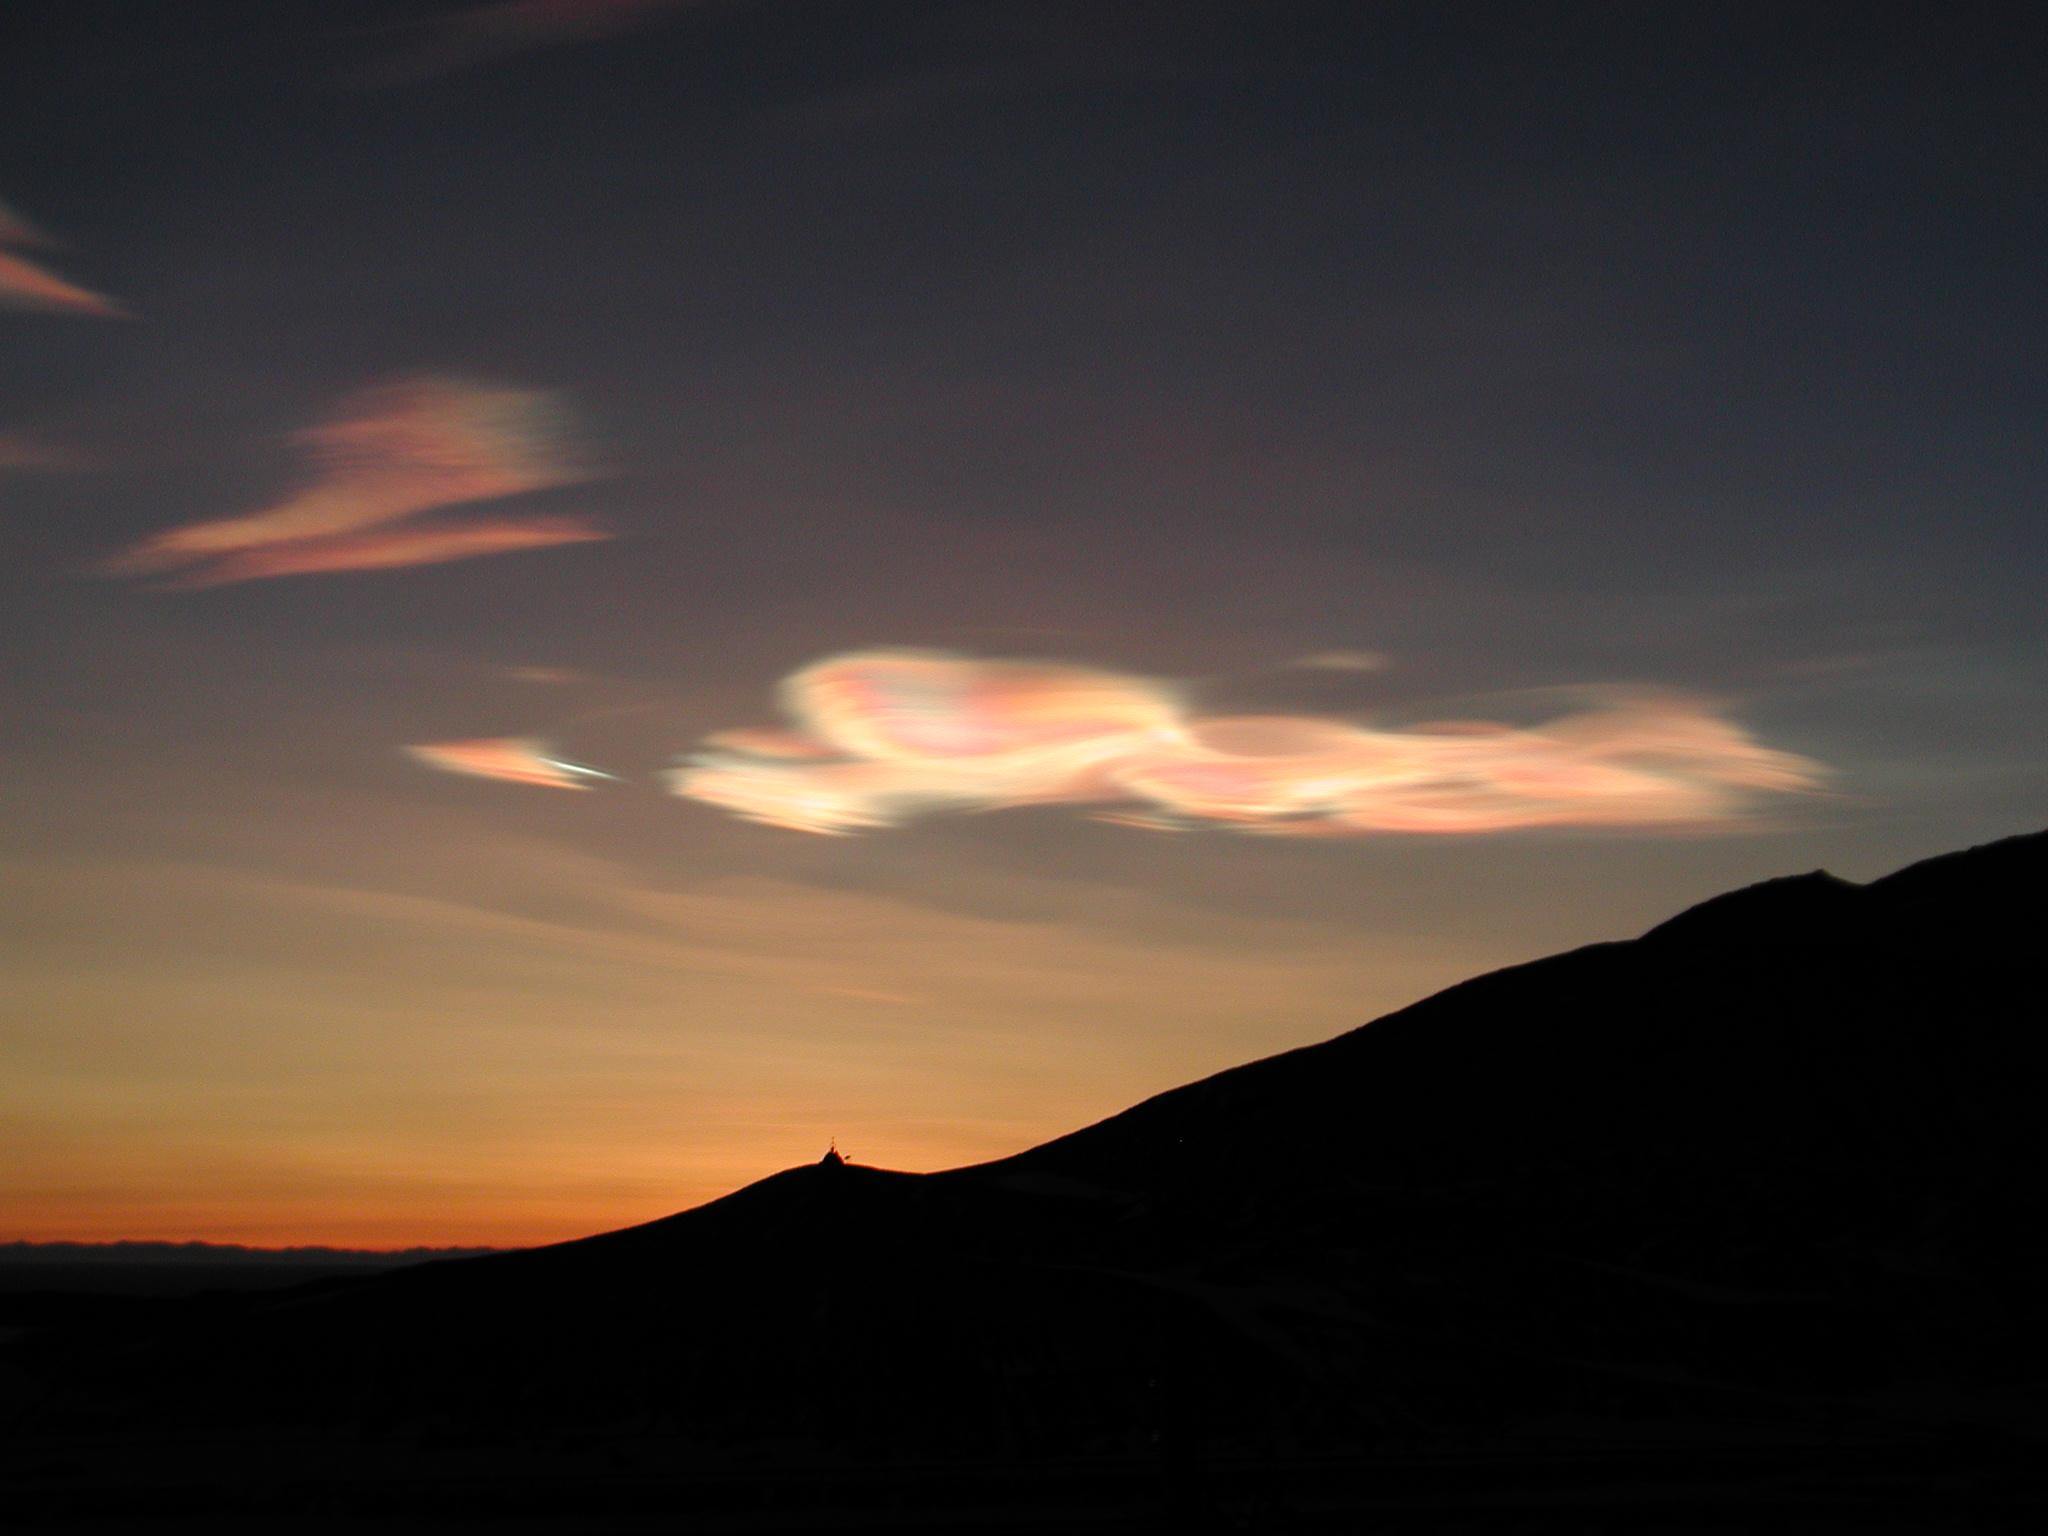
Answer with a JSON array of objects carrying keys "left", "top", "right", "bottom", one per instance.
[
  {"left": 92, "top": 375, "right": 608, "bottom": 586},
  {"left": 0, "top": 198, "right": 125, "bottom": 317},
  {"left": 665, "top": 650, "right": 1827, "bottom": 836},
  {"left": 157, "top": 516, "right": 611, "bottom": 588},
  {"left": 405, "top": 736, "right": 615, "bottom": 790}
]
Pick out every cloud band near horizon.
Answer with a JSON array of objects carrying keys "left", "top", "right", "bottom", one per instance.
[{"left": 410, "top": 649, "right": 1829, "bottom": 836}]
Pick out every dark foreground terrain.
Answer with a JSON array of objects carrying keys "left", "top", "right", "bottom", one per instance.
[{"left": 7, "top": 832, "right": 2046, "bottom": 1532}]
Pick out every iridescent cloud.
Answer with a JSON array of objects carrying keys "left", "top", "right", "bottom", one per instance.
[
  {"left": 667, "top": 650, "right": 1827, "bottom": 836},
  {"left": 93, "top": 375, "right": 609, "bottom": 586},
  {"left": 1287, "top": 650, "right": 1390, "bottom": 671},
  {"left": 405, "top": 736, "right": 614, "bottom": 790},
  {"left": 158, "top": 515, "right": 611, "bottom": 588},
  {"left": 0, "top": 199, "right": 124, "bottom": 317}
]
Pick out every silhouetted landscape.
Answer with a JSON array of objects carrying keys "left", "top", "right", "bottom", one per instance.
[
  {"left": 7, "top": 832, "right": 2045, "bottom": 1532},
  {"left": 0, "top": 1242, "right": 502, "bottom": 1292}
]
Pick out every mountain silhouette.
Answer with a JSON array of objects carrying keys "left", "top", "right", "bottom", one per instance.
[{"left": 9, "top": 833, "right": 2047, "bottom": 1522}]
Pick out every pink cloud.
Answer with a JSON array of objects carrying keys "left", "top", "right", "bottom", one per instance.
[
  {"left": 668, "top": 650, "right": 1828, "bottom": 837},
  {"left": 405, "top": 736, "right": 614, "bottom": 790},
  {"left": 158, "top": 515, "right": 611, "bottom": 588},
  {"left": 0, "top": 200, "right": 124, "bottom": 317},
  {"left": 93, "top": 375, "right": 608, "bottom": 587}
]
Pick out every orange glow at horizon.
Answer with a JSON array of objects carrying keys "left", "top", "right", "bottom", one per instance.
[{"left": 1, "top": 830, "right": 1507, "bottom": 1249}]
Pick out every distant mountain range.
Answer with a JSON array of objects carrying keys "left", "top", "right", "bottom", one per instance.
[
  {"left": 12, "top": 832, "right": 2047, "bottom": 1468},
  {"left": 0, "top": 1242, "right": 502, "bottom": 1265}
]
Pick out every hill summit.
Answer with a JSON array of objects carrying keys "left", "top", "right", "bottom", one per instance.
[{"left": 18, "top": 832, "right": 2048, "bottom": 1462}]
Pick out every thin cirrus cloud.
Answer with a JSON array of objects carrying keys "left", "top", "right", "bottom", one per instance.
[
  {"left": 0, "top": 198, "right": 125, "bottom": 317},
  {"left": 156, "top": 517, "right": 613, "bottom": 590},
  {"left": 0, "top": 431, "right": 92, "bottom": 471},
  {"left": 91, "top": 374, "right": 611, "bottom": 588},
  {"left": 342, "top": 0, "right": 729, "bottom": 89},
  {"left": 409, "top": 649, "right": 1829, "bottom": 836}
]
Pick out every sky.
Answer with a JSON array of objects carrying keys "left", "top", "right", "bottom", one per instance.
[{"left": 2, "top": 0, "right": 2044, "bottom": 1247}]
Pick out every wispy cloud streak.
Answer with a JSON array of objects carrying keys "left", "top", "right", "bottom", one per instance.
[
  {"left": 405, "top": 736, "right": 615, "bottom": 789},
  {"left": 343, "top": 0, "right": 725, "bottom": 88},
  {"left": 0, "top": 199, "right": 124, "bottom": 317},
  {"left": 0, "top": 431, "right": 91, "bottom": 471},
  {"left": 158, "top": 516, "right": 611, "bottom": 588},
  {"left": 92, "top": 375, "right": 610, "bottom": 587},
  {"left": 663, "top": 650, "right": 1827, "bottom": 836}
]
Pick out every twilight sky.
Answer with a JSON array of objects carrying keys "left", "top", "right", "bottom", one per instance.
[{"left": 3, "top": 0, "right": 2044, "bottom": 1246}]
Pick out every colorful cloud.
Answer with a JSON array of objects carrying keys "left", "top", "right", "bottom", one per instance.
[
  {"left": 92, "top": 375, "right": 610, "bottom": 586},
  {"left": 665, "top": 650, "right": 1828, "bottom": 836},
  {"left": 405, "top": 736, "right": 614, "bottom": 790},
  {"left": 1287, "top": 650, "right": 1390, "bottom": 671},
  {"left": 158, "top": 516, "right": 611, "bottom": 589},
  {"left": 0, "top": 199, "right": 124, "bottom": 317}
]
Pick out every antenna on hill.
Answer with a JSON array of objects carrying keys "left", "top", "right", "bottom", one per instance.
[{"left": 820, "top": 1139, "right": 844, "bottom": 1168}]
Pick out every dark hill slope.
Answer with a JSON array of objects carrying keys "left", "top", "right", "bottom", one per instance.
[{"left": 19, "top": 833, "right": 2048, "bottom": 1455}]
